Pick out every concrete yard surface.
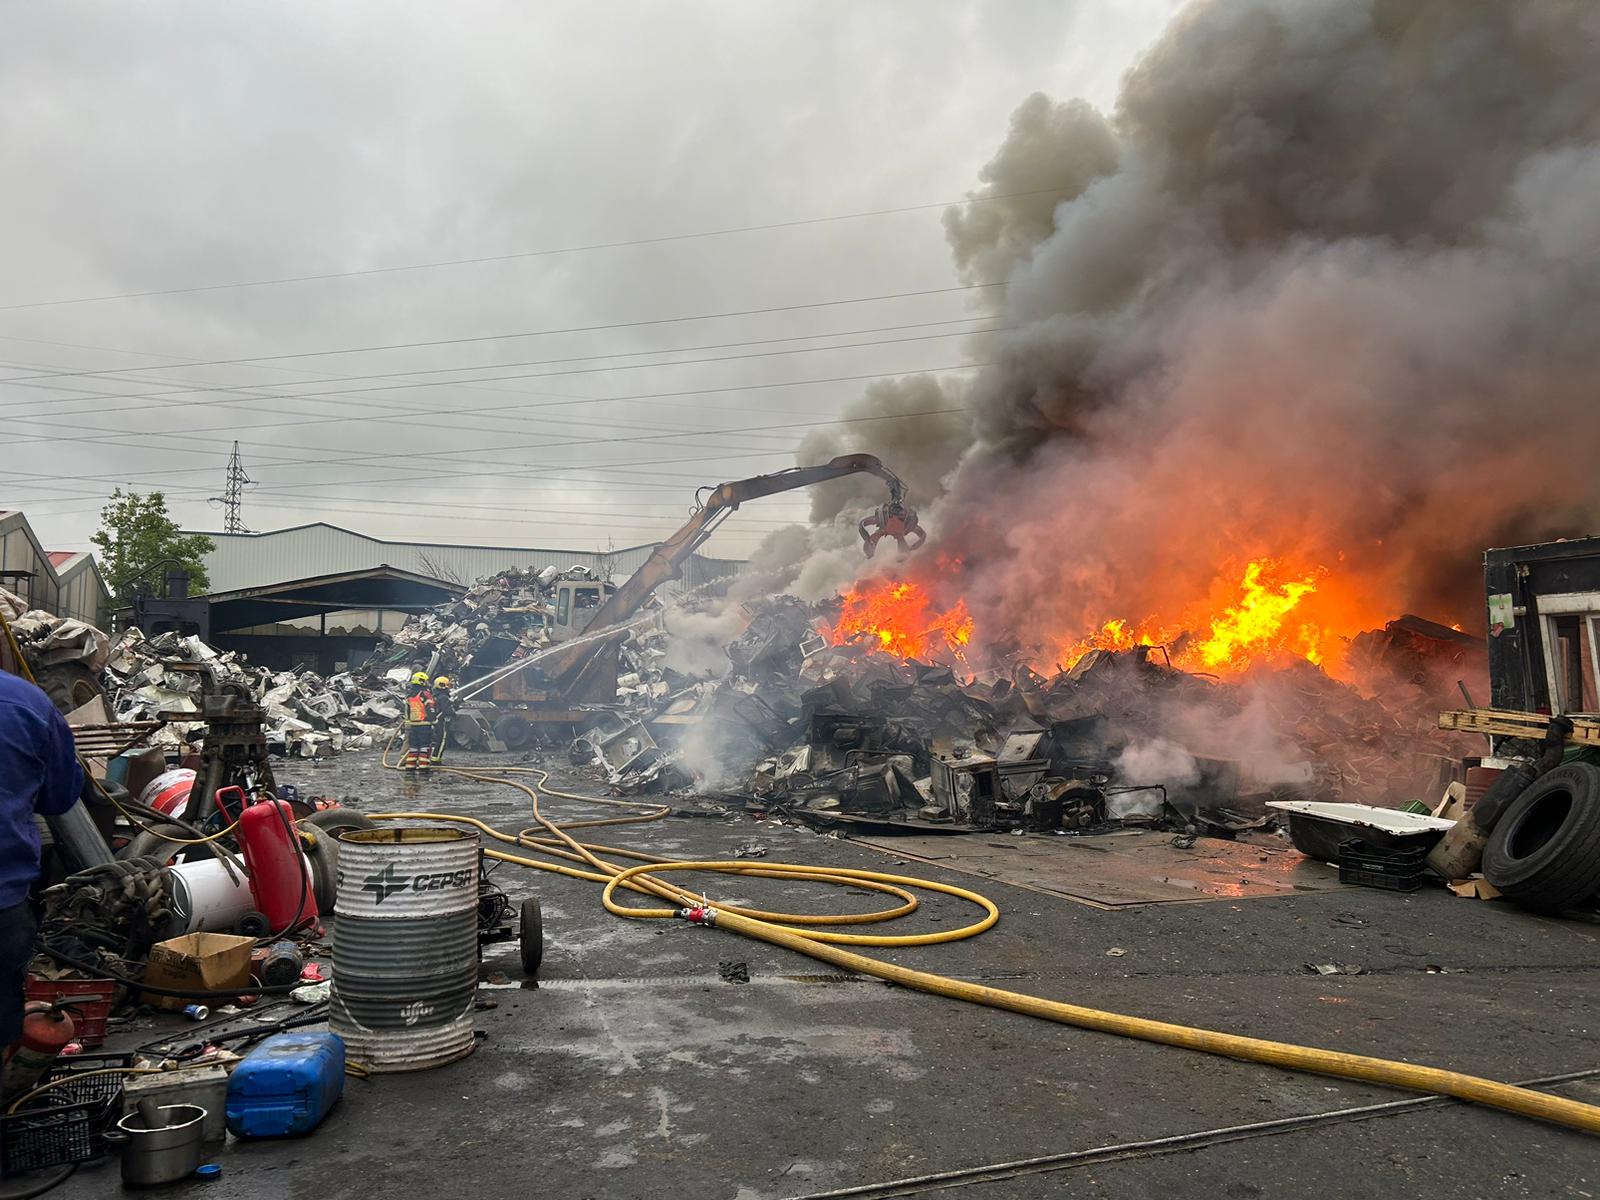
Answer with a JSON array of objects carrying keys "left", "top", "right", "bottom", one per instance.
[{"left": 55, "top": 751, "right": 1600, "bottom": 1200}]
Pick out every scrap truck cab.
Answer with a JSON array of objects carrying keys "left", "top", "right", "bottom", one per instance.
[
  {"left": 483, "top": 578, "right": 622, "bottom": 726},
  {"left": 549, "top": 578, "right": 613, "bottom": 644}
]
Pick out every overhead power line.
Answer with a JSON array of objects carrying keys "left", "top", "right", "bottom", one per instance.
[
  {"left": 0, "top": 281, "right": 1003, "bottom": 386},
  {"left": 2, "top": 361, "right": 988, "bottom": 484},
  {"left": 0, "top": 447, "right": 812, "bottom": 500},
  {"left": 231, "top": 403, "right": 976, "bottom": 502},
  {"left": 1, "top": 400, "right": 973, "bottom": 514},
  {"left": 0, "top": 321, "right": 998, "bottom": 428},
  {"left": 9, "top": 477, "right": 801, "bottom": 530},
  {"left": 0, "top": 186, "right": 1062, "bottom": 313},
  {"left": 2, "top": 315, "right": 1001, "bottom": 415}
]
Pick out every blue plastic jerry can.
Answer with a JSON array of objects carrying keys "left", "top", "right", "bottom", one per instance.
[{"left": 225, "top": 1032, "right": 345, "bottom": 1138}]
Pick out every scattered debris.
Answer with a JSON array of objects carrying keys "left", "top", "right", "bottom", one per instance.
[{"left": 1448, "top": 877, "right": 1503, "bottom": 901}]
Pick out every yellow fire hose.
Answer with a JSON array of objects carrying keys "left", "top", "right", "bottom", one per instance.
[{"left": 366, "top": 746, "right": 1600, "bottom": 1135}]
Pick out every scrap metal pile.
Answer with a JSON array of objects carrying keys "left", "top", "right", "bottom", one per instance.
[
  {"left": 593, "top": 595, "right": 1479, "bottom": 834},
  {"left": 102, "top": 629, "right": 406, "bottom": 757},
  {"left": 363, "top": 563, "right": 672, "bottom": 716},
  {"left": 0, "top": 586, "right": 111, "bottom": 710},
  {"left": 365, "top": 565, "right": 592, "bottom": 677}
]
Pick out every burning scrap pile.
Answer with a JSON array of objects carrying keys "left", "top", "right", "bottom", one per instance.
[
  {"left": 622, "top": 585, "right": 1479, "bottom": 835},
  {"left": 698, "top": 2, "right": 1594, "bottom": 822}
]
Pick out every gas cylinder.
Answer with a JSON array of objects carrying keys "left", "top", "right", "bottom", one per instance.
[
  {"left": 138, "top": 768, "right": 197, "bottom": 817},
  {"left": 237, "top": 799, "right": 319, "bottom": 935},
  {"left": 2, "top": 1003, "right": 75, "bottom": 1100}
]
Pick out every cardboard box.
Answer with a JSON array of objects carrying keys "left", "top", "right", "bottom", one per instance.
[{"left": 142, "top": 933, "right": 256, "bottom": 1011}]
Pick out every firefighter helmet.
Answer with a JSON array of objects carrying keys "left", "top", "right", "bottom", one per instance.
[
  {"left": 410, "top": 671, "right": 430, "bottom": 686},
  {"left": 434, "top": 676, "right": 451, "bottom": 687}
]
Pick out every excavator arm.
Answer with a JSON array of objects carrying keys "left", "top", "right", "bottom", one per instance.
[{"left": 541, "top": 454, "right": 922, "bottom": 683}]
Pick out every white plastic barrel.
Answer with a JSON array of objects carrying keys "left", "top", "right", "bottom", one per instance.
[
  {"left": 329, "top": 827, "right": 479, "bottom": 1072},
  {"left": 164, "top": 858, "right": 256, "bottom": 934}
]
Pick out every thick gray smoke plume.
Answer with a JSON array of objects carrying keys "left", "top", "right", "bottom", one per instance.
[{"left": 769, "top": 0, "right": 1600, "bottom": 663}]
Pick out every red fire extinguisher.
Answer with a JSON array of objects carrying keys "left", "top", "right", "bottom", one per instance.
[
  {"left": 2, "top": 1002, "right": 75, "bottom": 1100},
  {"left": 237, "top": 797, "right": 318, "bottom": 935}
]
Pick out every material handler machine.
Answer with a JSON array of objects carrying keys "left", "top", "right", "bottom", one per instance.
[{"left": 475, "top": 454, "right": 923, "bottom": 726}]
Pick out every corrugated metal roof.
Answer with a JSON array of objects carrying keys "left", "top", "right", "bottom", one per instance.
[
  {"left": 188, "top": 522, "right": 742, "bottom": 598},
  {"left": 0, "top": 512, "right": 111, "bottom": 623}
]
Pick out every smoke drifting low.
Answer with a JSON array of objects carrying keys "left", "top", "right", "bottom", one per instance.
[{"left": 772, "top": 0, "right": 1600, "bottom": 665}]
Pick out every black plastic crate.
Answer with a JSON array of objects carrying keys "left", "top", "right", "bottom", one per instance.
[
  {"left": 1338, "top": 838, "right": 1429, "bottom": 892},
  {"left": 0, "top": 1052, "right": 135, "bottom": 1176}
]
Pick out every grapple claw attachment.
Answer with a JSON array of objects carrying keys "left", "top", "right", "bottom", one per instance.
[{"left": 859, "top": 501, "right": 924, "bottom": 558}]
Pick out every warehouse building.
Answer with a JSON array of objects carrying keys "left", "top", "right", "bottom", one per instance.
[
  {"left": 185, "top": 522, "right": 742, "bottom": 672},
  {"left": 0, "top": 510, "right": 112, "bottom": 626}
]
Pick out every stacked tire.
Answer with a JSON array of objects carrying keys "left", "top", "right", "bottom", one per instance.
[{"left": 1482, "top": 763, "right": 1600, "bottom": 914}]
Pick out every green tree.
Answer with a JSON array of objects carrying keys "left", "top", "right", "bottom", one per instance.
[{"left": 90, "top": 489, "right": 215, "bottom": 606}]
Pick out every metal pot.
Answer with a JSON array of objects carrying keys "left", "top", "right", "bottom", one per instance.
[{"left": 116, "top": 1103, "right": 207, "bottom": 1186}]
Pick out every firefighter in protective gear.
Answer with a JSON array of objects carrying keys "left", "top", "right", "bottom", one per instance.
[
  {"left": 402, "top": 671, "right": 436, "bottom": 774},
  {"left": 430, "top": 676, "right": 454, "bottom": 764}
]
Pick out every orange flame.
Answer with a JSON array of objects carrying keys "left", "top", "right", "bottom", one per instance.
[
  {"left": 836, "top": 557, "right": 1375, "bottom": 678},
  {"left": 832, "top": 580, "right": 973, "bottom": 660},
  {"left": 1056, "top": 617, "right": 1174, "bottom": 669},
  {"left": 1184, "top": 560, "right": 1324, "bottom": 671}
]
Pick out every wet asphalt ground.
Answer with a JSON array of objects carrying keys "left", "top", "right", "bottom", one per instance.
[{"left": 50, "top": 750, "right": 1600, "bottom": 1200}]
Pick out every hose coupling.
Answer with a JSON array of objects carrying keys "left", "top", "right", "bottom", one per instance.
[{"left": 676, "top": 905, "right": 719, "bottom": 926}]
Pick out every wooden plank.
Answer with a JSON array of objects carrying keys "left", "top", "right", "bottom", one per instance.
[{"left": 1438, "top": 709, "right": 1600, "bottom": 747}]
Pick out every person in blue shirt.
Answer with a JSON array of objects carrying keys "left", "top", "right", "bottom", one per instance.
[{"left": 0, "top": 671, "right": 84, "bottom": 1045}]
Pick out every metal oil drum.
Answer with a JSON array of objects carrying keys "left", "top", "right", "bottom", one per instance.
[{"left": 329, "top": 827, "right": 478, "bottom": 1072}]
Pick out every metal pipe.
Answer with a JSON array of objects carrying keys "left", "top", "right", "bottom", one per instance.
[{"left": 44, "top": 799, "right": 114, "bottom": 871}]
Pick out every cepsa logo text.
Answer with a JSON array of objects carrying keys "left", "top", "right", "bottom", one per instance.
[{"left": 411, "top": 869, "right": 472, "bottom": 893}]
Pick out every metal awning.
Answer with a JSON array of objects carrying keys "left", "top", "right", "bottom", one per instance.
[{"left": 201, "top": 565, "right": 467, "bottom": 633}]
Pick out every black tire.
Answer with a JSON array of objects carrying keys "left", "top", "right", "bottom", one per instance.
[
  {"left": 1482, "top": 763, "right": 1600, "bottom": 914},
  {"left": 118, "top": 821, "right": 222, "bottom": 866},
  {"left": 32, "top": 662, "right": 103, "bottom": 715},
  {"left": 296, "top": 810, "right": 378, "bottom": 912},
  {"left": 448, "top": 713, "right": 482, "bottom": 751},
  {"left": 298, "top": 809, "right": 377, "bottom": 835},
  {"left": 494, "top": 714, "right": 534, "bottom": 750},
  {"left": 519, "top": 897, "right": 543, "bottom": 977}
]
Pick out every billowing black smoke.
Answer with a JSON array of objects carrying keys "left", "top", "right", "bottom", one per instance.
[{"left": 784, "top": 0, "right": 1600, "bottom": 663}]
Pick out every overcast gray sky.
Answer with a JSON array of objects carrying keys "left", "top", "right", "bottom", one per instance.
[{"left": 0, "top": 0, "right": 1180, "bottom": 557}]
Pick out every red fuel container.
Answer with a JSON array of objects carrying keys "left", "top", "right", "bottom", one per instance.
[{"left": 237, "top": 799, "right": 318, "bottom": 935}]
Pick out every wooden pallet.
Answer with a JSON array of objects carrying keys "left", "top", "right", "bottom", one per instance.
[
  {"left": 68, "top": 720, "right": 164, "bottom": 758},
  {"left": 1438, "top": 708, "right": 1600, "bottom": 747}
]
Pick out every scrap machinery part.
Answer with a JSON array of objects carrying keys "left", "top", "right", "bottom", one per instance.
[{"left": 163, "top": 668, "right": 277, "bottom": 825}]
